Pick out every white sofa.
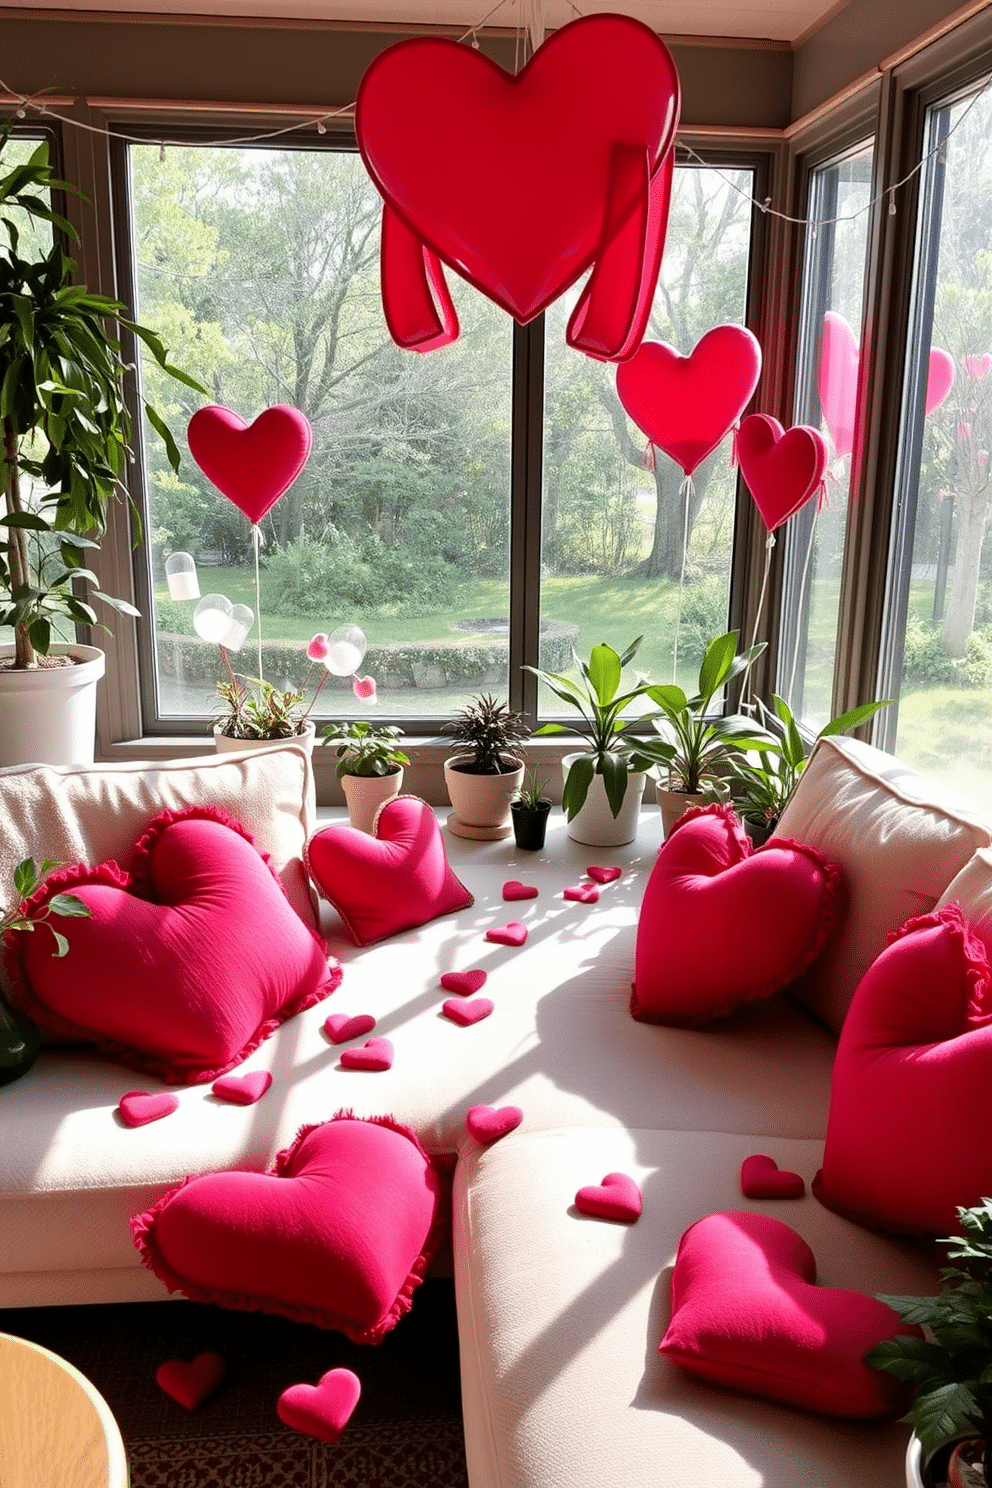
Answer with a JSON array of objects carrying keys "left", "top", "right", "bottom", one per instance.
[{"left": 2, "top": 734, "right": 991, "bottom": 1488}]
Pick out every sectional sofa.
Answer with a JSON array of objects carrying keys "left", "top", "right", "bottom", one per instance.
[{"left": 2, "top": 733, "right": 991, "bottom": 1488}]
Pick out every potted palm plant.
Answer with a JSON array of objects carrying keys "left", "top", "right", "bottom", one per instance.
[
  {"left": 321, "top": 720, "right": 409, "bottom": 833},
  {"left": 525, "top": 637, "right": 670, "bottom": 847},
  {"left": 0, "top": 127, "right": 205, "bottom": 765},
  {"left": 443, "top": 692, "right": 530, "bottom": 840},
  {"left": 869, "top": 1199, "right": 992, "bottom": 1488}
]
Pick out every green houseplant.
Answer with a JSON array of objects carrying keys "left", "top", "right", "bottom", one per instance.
[
  {"left": 724, "top": 692, "right": 893, "bottom": 843},
  {"left": 321, "top": 720, "right": 409, "bottom": 833},
  {"left": 525, "top": 636, "right": 672, "bottom": 846},
  {"left": 869, "top": 1200, "right": 992, "bottom": 1488},
  {"left": 443, "top": 692, "right": 531, "bottom": 840},
  {"left": 0, "top": 127, "right": 205, "bottom": 763},
  {"left": 510, "top": 769, "right": 553, "bottom": 852}
]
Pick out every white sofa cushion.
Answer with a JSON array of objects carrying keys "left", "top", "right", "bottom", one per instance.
[
  {"left": 938, "top": 845, "right": 992, "bottom": 951},
  {"left": 453, "top": 1125, "right": 938, "bottom": 1488},
  {"left": 776, "top": 735, "right": 991, "bottom": 1032},
  {"left": 0, "top": 743, "right": 318, "bottom": 1006}
]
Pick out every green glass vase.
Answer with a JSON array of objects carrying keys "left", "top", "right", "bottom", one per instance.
[{"left": 0, "top": 990, "right": 41, "bottom": 1086}]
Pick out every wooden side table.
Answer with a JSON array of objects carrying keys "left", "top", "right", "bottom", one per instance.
[{"left": 0, "top": 1332, "right": 129, "bottom": 1488}]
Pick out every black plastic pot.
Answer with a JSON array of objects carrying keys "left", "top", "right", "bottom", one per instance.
[
  {"left": 0, "top": 991, "right": 41, "bottom": 1086},
  {"left": 511, "top": 800, "right": 552, "bottom": 851}
]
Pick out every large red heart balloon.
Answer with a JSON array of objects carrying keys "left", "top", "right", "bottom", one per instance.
[
  {"left": 814, "top": 904, "right": 992, "bottom": 1235},
  {"left": 736, "top": 413, "right": 829, "bottom": 532},
  {"left": 131, "top": 1114, "right": 447, "bottom": 1341},
  {"left": 616, "top": 326, "right": 762, "bottom": 476},
  {"left": 660, "top": 1210, "right": 916, "bottom": 1418},
  {"left": 356, "top": 15, "right": 680, "bottom": 358},
  {"left": 187, "top": 405, "right": 312, "bottom": 524},
  {"left": 819, "top": 312, "right": 956, "bottom": 457}
]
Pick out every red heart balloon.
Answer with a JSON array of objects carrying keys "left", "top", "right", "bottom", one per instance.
[
  {"left": 156, "top": 1352, "right": 227, "bottom": 1410},
  {"left": 736, "top": 413, "right": 829, "bottom": 532},
  {"left": 574, "top": 1172, "right": 642, "bottom": 1223},
  {"left": 818, "top": 311, "right": 860, "bottom": 459},
  {"left": 926, "top": 346, "right": 956, "bottom": 414},
  {"left": 616, "top": 326, "right": 762, "bottom": 477},
  {"left": 187, "top": 405, "right": 312, "bottom": 524},
  {"left": 277, "top": 1368, "right": 361, "bottom": 1443},
  {"left": 356, "top": 15, "right": 680, "bottom": 355}
]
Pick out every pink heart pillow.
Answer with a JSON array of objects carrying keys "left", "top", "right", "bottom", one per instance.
[
  {"left": 3, "top": 807, "right": 340, "bottom": 1084},
  {"left": 631, "top": 804, "right": 843, "bottom": 1026},
  {"left": 131, "top": 1113, "right": 448, "bottom": 1342},
  {"left": 306, "top": 796, "right": 473, "bottom": 946},
  {"left": 814, "top": 903, "right": 992, "bottom": 1235},
  {"left": 659, "top": 1210, "right": 916, "bottom": 1418}
]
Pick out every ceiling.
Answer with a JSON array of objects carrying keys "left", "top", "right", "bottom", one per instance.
[{"left": 1, "top": 0, "right": 852, "bottom": 46}]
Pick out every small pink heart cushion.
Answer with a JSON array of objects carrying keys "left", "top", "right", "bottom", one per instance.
[
  {"left": 155, "top": 1352, "right": 227, "bottom": 1410},
  {"left": 503, "top": 881, "right": 538, "bottom": 901},
  {"left": 339, "top": 1037, "right": 394, "bottom": 1072},
  {"left": 4, "top": 806, "right": 340, "bottom": 1085},
  {"left": 740, "top": 1155, "right": 805, "bottom": 1200},
  {"left": 465, "top": 1105, "right": 523, "bottom": 1143},
  {"left": 486, "top": 922, "right": 528, "bottom": 947},
  {"left": 814, "top": 904, "right": 992, "bottom": 1235},
  {"left": 440, "top": 969, "right": 487, "bottom": 995},
  {"left": 323, "top": 1013, "right": 377, "bottom": 1045},
  {"left": 631, "top": 804, "right": 843, "bottom": 1027},
  {"left": 659, "top": 1210, "right": 917, "bottom": 1417},
  {"left": 212, "top": 1071, "right": 272, "bottom": 1106},
  {"left": 277, "top": 1368, "right": 361, "bottom": 1443},
  {"left": 305, "top": 797, "right": 473, "bottom": 947},
  {"left": 587, "top": 865, "right": 622, "bottom": 884},
  {"left": 442, "top": 997, "right": 494, "bottom": 1026},
  {"left": 574, "top": 1172, "right": 642, "bottom": 1223},
  {"left": 564, "top": 883, "right": 599, "bottom": 903},
  {"left": 119, "top": 1091, "right": 179, "bottom": 1128},
  {"left": 131, "top": 1113, "right": 448, "bottom": 1341}
]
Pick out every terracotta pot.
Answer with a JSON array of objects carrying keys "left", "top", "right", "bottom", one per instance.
[
  {"left": 444, "top": 754, "right": 524, "bottom": 840},
  {"left": 562, "top": 754, "right": 646, "bottom": 847},
  {"left": 212, "top": 720, "right": 316, "bottom": 756},
  {"left": 655, "top": 783, "right": 706, "bottom": 840},
  {"left": 341, "top": 767, "right": 404, "bottom": 834},
  {"left": 0, "top": 643, "right": 105, "bottom": 767}
]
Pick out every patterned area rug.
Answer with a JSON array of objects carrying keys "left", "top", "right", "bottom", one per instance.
[{"left": 3, "top": 1280, "right": 468, "bottom": 1488}]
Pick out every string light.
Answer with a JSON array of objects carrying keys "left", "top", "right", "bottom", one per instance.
[{"left": 889, "top": 186, "right": 897, "bottom": 216}]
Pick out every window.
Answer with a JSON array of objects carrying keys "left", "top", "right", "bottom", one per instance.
[
  {"left": 121, "top": 139, "right": 759, "bottom": 732},
  {"left": 780, "top": 139, "right": 874, "bottom": 728},
  {"left": 880, "top": 77, "right": 992, "bottom": 810}
]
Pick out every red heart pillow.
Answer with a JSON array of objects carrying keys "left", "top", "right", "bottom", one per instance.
[
  {"left": 659, "top": 1210, "right": 916, "bottom": 1418},
  {"left": 306, "top": 796, "right": 473, "bottom": 946},
  {"left": 131, "top": 1112, "right": 448, "bottom": 1342},
  {"left": 814, "top": 903, "right": 992, "bottom": 1235},
  {"left": 3, "top": 807, "right": 340, "bottom": 1084},
  {"left": 631, "top": 804, "right": 843, "bottom": 1026}
]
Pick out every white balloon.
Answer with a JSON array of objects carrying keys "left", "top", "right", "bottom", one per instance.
[
  {"left": 164, "top": 552, "right": 200, "bottom": 601},
  {"left": 220, "top": 603, "right": 255, "bottom": 653},
  {"left": 193, "top": 594, "right": 234, "bottom": 644},
  {"left": 323, "top": 624, "right": 368, "bottom": 676}
]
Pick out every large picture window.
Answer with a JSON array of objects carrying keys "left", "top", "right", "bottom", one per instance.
[{"left": 122, "top": 139, "right": 757, "bottom": 731}]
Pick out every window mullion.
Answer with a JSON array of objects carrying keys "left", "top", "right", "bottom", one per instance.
[{"left": 509, "top": 316, "right": 544, "bottom": 719}]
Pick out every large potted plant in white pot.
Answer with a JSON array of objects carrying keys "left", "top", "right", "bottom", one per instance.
[
  {"left": 443, "top": 692, "right": 530, "bottom": 840},
  {"left": 0, "top": 128, "right": 204, "bottom": 765}
]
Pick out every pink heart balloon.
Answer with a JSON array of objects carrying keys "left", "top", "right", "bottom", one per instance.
[
  {"left": 925, "top": 347, "right": 955, "bottom": 414},
  {"left": 818, "top": 311, "right": 860, "bottom": 459},
  {"left": 736, "top": 414, "right": 829, "bottom": 532},
  {"left": 616, "top": 326, "right": 762, "bottom": 477},
  {"left": 187, "top": 405, "right": 312, "bottom": 525},
  {"left": 965, "top": 353, "right": 991, "bottom": 379}
]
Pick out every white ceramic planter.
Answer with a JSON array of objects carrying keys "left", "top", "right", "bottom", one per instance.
[
  {"left": 656, "top": 783, "right": 707, "bottom": 840},
  {"left": 341, "top": 767, "right": 404, "bottom": 834},
  {"left": 562, "top": 753, "right": 647, "bottom": 847},
  {"left": 212, "top": 720, "right": 316, "bottom": 756},
  {"left": 444, "top": 754, "right": 524, "bottom": 841},
  {"left": 907, "top": 1432, "right": 924, "bottom": 1488},
  {"left": 0, "top": 643, "right": 105, "bottom": 767}
]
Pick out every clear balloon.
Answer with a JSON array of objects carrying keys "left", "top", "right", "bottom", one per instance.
[
  {"left": 164, "top": 552, "right": 200, "bottom": 601},
  {"left": 324, "top": 624, "right": 368, "bottom": 676},
  {"left": 193, "top": 594, "right": 235, "bottom": 644},
  {"left": 223, "top": 604, "right": 255, "bottom": 653}
]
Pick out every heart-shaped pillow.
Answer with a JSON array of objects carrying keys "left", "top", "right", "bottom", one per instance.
[
  {"left": 356, "top": 14, "right": 680, "bottom": 354},
  {"left": 659, "top": 1210, "right": 915, "bottom": 1417},
  {"left": 131, "top": 1113, "right": 448, "bottom": 1341},
  {"left": 631, "top": 804, "right": 843, "bottom": 1026},
  {"left": 187, "top": 405, "right": 312, "bottom": 525},
  {"left": 814, "top": 903, "right": 992, "bottom": 1235},
  {"left": 3, "top": 807, "right": 340, "bottom": 1084},
  {"left": 306, "top": 796, "right": 473, "bottom": 946}
]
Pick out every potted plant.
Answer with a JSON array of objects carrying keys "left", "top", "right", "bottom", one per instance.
[
  {"left": 321, "top": 720, "right": 409, "bottom": 833},
  {"left": 869, "top": 1199, "right": 992, "bottom": 1488},
  {"left": 645, "top": 631, "right": 777, "bottom": 838},
  {"left": 443, "top": 692, "right": 530, "bottom": 840},
  {"left": 510, "top": 770, "right": 553, "bottom": 851},
  {"left": 211, "top": 632, "right": 376, "bottom": 754},
  {"left": 1, "top": 857, "right": 90, "bottom": 1085},
  {"left": 0, "top": 128, "right": 205, "bottom": 766},
  {"left": 525, "top": 637, "right": 670, "bottom": 847},
  {"left": 724, "top": 692, "right": 892, "bottom": 845}
]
